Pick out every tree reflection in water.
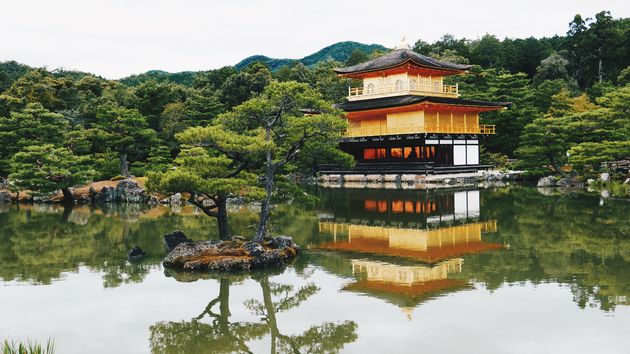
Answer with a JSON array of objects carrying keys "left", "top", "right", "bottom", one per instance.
[{"left": 149, "top": 272, "right": 357, "bottom": 354}]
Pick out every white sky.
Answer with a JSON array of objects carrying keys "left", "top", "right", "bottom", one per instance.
[{"left": 1, "top": 0, "right": 629, "bottom": 79}]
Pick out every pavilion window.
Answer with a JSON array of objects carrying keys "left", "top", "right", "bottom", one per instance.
[
  {"left": 409, "top": 79, "right": 417, "bottom": 90},
  {"left": 392, "top": 200, "right": 404, "bottom": 213},
  {"left": 366, "top": 83, "right": 375, "bottom": 94},
  {"left": 390, "top": 147, "right": 403, "bottom": 159},
  {"left": 363, "top": 148, "right": 386, "bottom": 160},
  {"left": 395, "top": 79, "right": 404, "bottom": 91},
  {"left": 415, "top": 201, "right": 425, "bottom": 214},
  {"left": 403, "top": 147, "right": 414, "bottom": 159}
]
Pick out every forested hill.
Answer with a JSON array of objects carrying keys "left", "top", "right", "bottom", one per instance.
[
  {"left": 234, "top": 41, "right": 388, "bottom": 71},
  {"left": 118, "top": 41, "right": 387, "bottom": 85}
]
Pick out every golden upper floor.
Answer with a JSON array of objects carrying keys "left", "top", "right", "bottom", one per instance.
[
  {"left": 348, "top": 74, "right": 459, "bottom": 101},
  {"left": 345, "top": 109, "right": 496, "bottom": 137}
]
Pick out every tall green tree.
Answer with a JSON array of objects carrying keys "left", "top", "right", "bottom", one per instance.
[
  {"left": 147, "top": 126, "right": 265, "bottom": 240},
  {"left": 92, "top": 104, "right": 158, "bottom": 177},
  {"left": 216, "top": 81, "right": 349, "bottom": 242},
  {"left": 344, "top": 49, "right": 369, "bottom": 66},
  {"left": 0, "top": 103, "right": 70, "bottom": 174},
  {"left": 9, "top": 144, "right": 94, "bottom": 204},
  {"left": 220, "top": 62, "right": 272, "bottom": 108}
]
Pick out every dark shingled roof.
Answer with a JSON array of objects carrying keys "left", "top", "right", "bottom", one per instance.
[
  {"left": 334, "top": 49, "right": 473, "bottom": 74},
  {"left": 335, "top": 95, "right": 512, "bottom": 112}
]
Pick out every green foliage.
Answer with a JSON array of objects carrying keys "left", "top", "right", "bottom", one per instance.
[
  {"left": 0, "top": 60, "right": 30, "bottom": 93},
  {"left": 91, "top": 104, "right": 159, "bottom": 174},
  {"left": 147, "top": 127, "right": 265, "bottom": 200},
  {"left": 0, "top": 103, "right": 70, "bottom": 174},
  {"left": 618, "top": 66, "right": 630, "bottom": 85},
  {"left": 517, "top": 86, "right": 629, "bottom": 175},
  {"left": 119, "top": 70, "right": 199, "bottom": 87},
  {"left": 275, "top": 61, "right": 353, "bottom": 103},
  {"left": 2, "top": 338, "right": 55, "bottom": 354},
  {"left": 132, "top": 79, "right": 187, "bottom": 130},
  {"left": 9, "top": 144, "right": 94, "bottom": 197},
  {"left": 533, "top": 52, "right": 574, "bottom": 85},
  {"left": 459, "top": 68, "right": 538, "bottom": 156},
  {"left": 217, "top": 80, "right": 350, "bottom": 177},
  {"left": 345, "top": 49, "right": 369, "bottom": 66},
  {"left": 568, "top": 141, "right": 630, "bottom": 171},
  {"left": 220, "top": 62, "right": 272, "bottom": 108},
  {"left": 480, "top": 146, "right": 510, "bottom": 169}
]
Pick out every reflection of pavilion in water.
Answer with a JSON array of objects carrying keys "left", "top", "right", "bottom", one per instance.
[
  {"left": 318, "top": 189, "right": 501, "bottom": 263},
  {"left": 316, "top": 188, "right": 501, "bottom": 316}
]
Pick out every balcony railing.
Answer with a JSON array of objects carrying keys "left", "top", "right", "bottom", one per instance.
[
  {"left": 348, "top": 81, "right": 459, "bottom": 100},
  {"left": 345, "top": 124, "right": 496, "bottom": 137}
]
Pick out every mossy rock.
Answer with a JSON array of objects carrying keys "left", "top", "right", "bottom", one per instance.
[{"left": 162, "top": 236, "right": 300, "bottom": 272}]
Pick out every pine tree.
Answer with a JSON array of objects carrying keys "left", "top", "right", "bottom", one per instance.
[{"left": 9, "top": 144, "right": 94, "bottom": 204}]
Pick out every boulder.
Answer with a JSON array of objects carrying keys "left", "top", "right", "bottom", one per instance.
[
  {"left": 164, "top": 230, "right": 190, "bottom": 251},
  {"left": 128, "top": 246, "right": 146, "bottom": 261},
  {"left": 537, "top": 176, "right": 556, "bottom": 187},
  {"left": 96, "top": 186, "right": 118, "bottom": 203},
  {"left": 0, "top": 177, "right": 7, "bottom": 189},
  {"left": 116, "top": 179, "right": 147, "bottom": 203},
  {"left": 271, "top": 236, "right": 297, "bottom": 250},
  {"left": 485, "top": 174, "right": 499, "bottom": 182},
  {"left": 147, "top": 196, "right": 159, "bottom": 206},
  {"left": 0, "top": 191, "right": 11, "bottom": 204},
  {"left": 95, "top": 179, "right": 148, "bottom": 203},
  {"left": 169, "top": 193, "right": 182, "bottom": 204},
  {"left": 556, "top": 177, "right": 583, "bottom": 188},
  {"left": 600, "top": 173, "right": 610, "bottom": 182}
]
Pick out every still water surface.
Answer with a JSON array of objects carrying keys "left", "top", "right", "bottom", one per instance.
[{"left": 1, "top": 187, "right": 630, "bottom": 353}]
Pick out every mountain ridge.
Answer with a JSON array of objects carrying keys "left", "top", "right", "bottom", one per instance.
[
  {"left": 117, "top": 41, "right": 388, "bottom": 85},
  {"left": 234, "top": 41, "right": 388, "bottom": 71}
]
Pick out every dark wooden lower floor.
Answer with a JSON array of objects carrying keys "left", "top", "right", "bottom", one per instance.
[{"left": 318, "top": 134, "right": 487, "bottom": 174}]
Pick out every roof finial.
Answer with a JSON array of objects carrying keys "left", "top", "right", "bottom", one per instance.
[{"left": 394, "top": 36, "right": 411, "bottom": 50}]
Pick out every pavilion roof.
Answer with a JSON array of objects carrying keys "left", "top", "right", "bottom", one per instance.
[
  {"left": 343, "top": 279, "right": 470, "bottom": 309},
  {"left": 335, "top": 95, "right": 512, "bottom": 112},
  {"left": 334, "top": 49, "right": 472, "bottom": 75}
]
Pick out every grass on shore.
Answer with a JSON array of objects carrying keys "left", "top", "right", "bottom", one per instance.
[{"left": 2, "top": 339, "right": 54, "bottom": 354}]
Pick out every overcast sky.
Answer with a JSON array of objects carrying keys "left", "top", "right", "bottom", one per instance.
[{"left": 2, "top": 0, "right": 629, "bottom": 79}]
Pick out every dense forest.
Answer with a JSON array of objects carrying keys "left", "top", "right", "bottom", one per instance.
[{"left": 0, "top": 10, "right": 629, "bottom": 199}]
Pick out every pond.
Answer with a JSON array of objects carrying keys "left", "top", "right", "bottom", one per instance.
[{"left": 1, "top": 186, "right": 630, "bottom": 354}]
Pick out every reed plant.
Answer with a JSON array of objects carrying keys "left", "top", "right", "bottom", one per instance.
[{"left": 2, "top": 339, "right": 54, "bottom": 354}]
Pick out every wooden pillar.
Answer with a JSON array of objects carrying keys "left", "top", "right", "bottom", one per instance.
[
  {"left": 436, "top": 111, "right": 440, "bottom": 131},
  {"left": 464, "top": 113, "right": 467, "bottom": 133},
  {"left": 476, "top": 114, "right": 480, "bottom": 133},
  {"left": 450, "top": 113, "right": 454, "bottom": 133}
]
